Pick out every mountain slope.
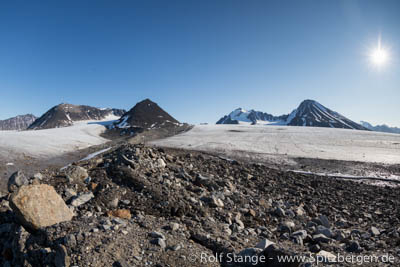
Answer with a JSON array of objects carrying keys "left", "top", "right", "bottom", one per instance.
[
  {"left": 28, "top": 104, "right": 125, "bottom": 130},
  {"left": 286, "top": 100, "right": 367, "bottom": 130},
  {"left": 361, "top": 121, "right": 400, "bottom": 134},
  {"left": 0, "top": 114, "right": 37, "bottom": 131},
  {"left": 217, "top": 99, "right": 367, "bottom": 130},
  {"left": 114, "top": 99, "right": 180, "bottom": 129}
]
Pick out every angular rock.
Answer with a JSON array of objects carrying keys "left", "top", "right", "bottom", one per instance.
[
  {"left": 201, "top": 196, "right": 224, "bottom": 208},
  {"left": 10, "top": 184, "right": 73, "bottom": 230},
  {"left": 370, "top": 226, "right": 380, "bottom": 236},
  {"left": 55, "top": 244, "right": 70, "bottom": 267},
  {"left": 70, "top": 192, "right": 94, "bottom": 207},
  {"left": 33, "top": 173, "right": 44, "bottom": 180},
  {"left": 292, "top": 230, "right": 308, "bottom": 239},
  {"left": 156, "top": 158, "right": 166, "bottom": 168},
  {"left": 347, "top": 241, "right": 362, "bottom": 253},
  {"left": 8, "top": 171, "right": 29, "bottom": 192},
  {"left": 315, "top": 225, "right": 333, "bottom": 238},
  {"left": 149, "top": 231, "right": 166, "bottom": 239},
  {"left": 64, "top": 166, "right": 88, "bottom": 183},
  {"left": 274, "top": 207, "right": 286, "bottom": 217},
  {"left": 313, "top": 234, "right": 332, "bottom": 243},
  {"left": 318, "top": 215, "right": 331, "bottom": 228},
  {"left": 151, "top": 238, "right": 166, "bottom": 249},
  {"left": 195, "top": 174, "right": 218, "bottom": 190},
  {"left": 279, "top": 221, "right": 295, "bottom": 233},
  {"left": 255, "top": 239, "right": 275, "bottom": 250},
  {"left": 169, "top": 222, "right": 180, "bottom": 231}
]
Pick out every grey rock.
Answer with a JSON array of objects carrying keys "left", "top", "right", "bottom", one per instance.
[
  {"left": 309, "top": 244, "right": 321, "bottom": 253},
  {"left": 156, "top": 158, "right": 166, "bottom": 168},
  {"left": 64, "top": 166, "right": 88, "bottom": 183},
  {"left": 370, "top": 226, "right": 380, "bottom": 236},
  {"left": 102, "top": 225, "right": 111, "bottom": 231},
  {"left": 274, "top": 207, "right": 286, "bottom": 217},
  {"left": 151, "top": 238, "right": 166, "bottom": 249},
  {"left": 33, "top": 173, "right": 44, "bottom": 180},
  {"left": 121, "top": 200, "right": 130, "bottom": 205},
  {"left": 169, "top": 222, "right": 180, "bottom": 231},
  {"left": 255, "top": 239, "right": 275, "bottom": 250},
  {"left": 313, "top": 234, "right": 332, "bottom": 243},
  {"left": 55, "top": 244, "right": 70, "bottom": 267},
  {"left": 64, "top": 188, "right": 77, "bottom": 200},
  {"left": 170, "top": 244, "right": 182, "bottom": 251},
  {"left": 64, "top": 234, "right": 77, "bottom": 247},
  {"left": 112, "top": 217, "right": 127, "bottom": 226},
  {"left": 292, "top": 230, "right": 308, "bottom": 239},
  {"left": 315, "top": 225, "right": 333, "bottom": 238},
  {"left": 8, "top": 171, "right": 29, "bottom": 192},
  {"left": 149, "top": 231, "right": 165, "bottom": 239},
  {"left": 70, "top": 192, "right": 94, "bottom": 207},
  {"left": 347, "top": 241, "right": 362, "bottom": 253},
  {"left": 279, "top": 221, "right": 295, "bottom": 233},
  {"left": 201, "top": 196, "right": 224, "bottom": 208},
  {"left": 318, "top": 215, "right": 331, "bottom": 228},
  {"left": 109, "top": 197, "right": 119, "bottom": 208}
]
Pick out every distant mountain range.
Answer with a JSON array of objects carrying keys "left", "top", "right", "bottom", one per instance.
[
  {"left": 217, "top": 99, "right": 368, "bottom": 130},
  {"left": 27, "top": 104, "right": 125, "bottom": 130},
  {"left": 0, "top": 114, "right": 37, "bottom": 131},
  {"left": 360, "top": 121, "right": 400, "bottom": 134},
  {"left": 2, "top": 99, "right": 398, "bottom": 134}
]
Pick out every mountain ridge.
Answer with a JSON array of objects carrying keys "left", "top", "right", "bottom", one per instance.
[
  {"left": 361, "top": 121, "right": 400, "bottom": 134},
  {"left": 0, "top": 114, "right": 37, "bottom": 131},
  {"left": 217, "top": 99, "right": 368, "bottom": 130},
  {"left": 28, "top": 104, "right": 125, "bottom": 130}
]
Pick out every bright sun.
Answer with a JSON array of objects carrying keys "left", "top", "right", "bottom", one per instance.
[
  {"left": 370, "top": 48, "right": 388, "bottom": 66},
  {"left": 369, "top": 37, "right": 390, "bottom": 67}
]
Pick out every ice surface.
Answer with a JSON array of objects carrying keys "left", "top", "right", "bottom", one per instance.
[
  {"left": 151, "top": 124, "right": 400, "bottom": 164},
  {"left": 0, "top": 116, "right": 118, "bottom": 159}
]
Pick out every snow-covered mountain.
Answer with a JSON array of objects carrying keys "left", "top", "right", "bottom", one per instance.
[
  {"left": 28, "top": 104, "right": 125, "bottom": 130},
  {"left": 217, "top": 100, "right": 367, "bottom": 130},
  {"left": 360, "top": 121, "right": 400, "bottom": 134},
  {"left": 0, "top": 114, "right": 37, "bottom": 131},
  {"left": 114, "top": 99, "right": 180, "bottom": 129},
  {"left": 216, "top": 108, "right": 288, "bottom": 125}
]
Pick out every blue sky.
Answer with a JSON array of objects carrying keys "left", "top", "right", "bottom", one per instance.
[{"left": 0, "top": 0, "right": 399, "bottom": 126}]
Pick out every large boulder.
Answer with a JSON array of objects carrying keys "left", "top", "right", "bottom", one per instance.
[
  {"left": 8, "top": 171, "right": 29, "bottom": 192},
  {"left": 10, "top": 184, "right": 74, "bottom": 230}
]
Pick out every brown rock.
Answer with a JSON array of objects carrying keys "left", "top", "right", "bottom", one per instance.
[
  {"left": 10, "top": 184, "right": 73, "bottom": 230},
  {"left": 107, "top": 209, "right": 131, "bottom": 219},
  {"left": 89, "top": 182, "right": 98, "bottom": 191}
]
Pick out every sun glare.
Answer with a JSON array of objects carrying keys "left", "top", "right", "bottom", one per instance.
[
  {"left": 369, "top": 36, "right": 390, "bottom": 68},
  {"left": 370, "top": 47, "right": 388, "bottom": 66}
]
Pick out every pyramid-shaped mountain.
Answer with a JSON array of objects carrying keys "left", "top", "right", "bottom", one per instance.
[{"left": 114, "top": 99, "right": 179, "bottom": 129}]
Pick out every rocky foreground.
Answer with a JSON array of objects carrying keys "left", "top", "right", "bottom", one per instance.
[{"left": 1, "top": 144, "right": 399, "bottom": 266}]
